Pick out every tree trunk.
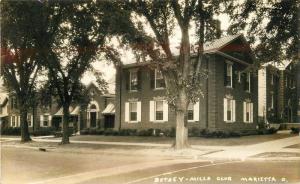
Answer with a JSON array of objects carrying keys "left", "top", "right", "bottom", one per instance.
[
  {"left": 174, "top": 110, "right": 189, "bottom": 149},
  {"left": 20, "top": 108, "right": 31, "bottom": 143},
  {"left": 61, "top": 104, "right": 70, "bottom": 144}
]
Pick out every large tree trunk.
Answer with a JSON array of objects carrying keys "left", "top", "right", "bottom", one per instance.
[
  {"left": 61, "top": 104, "right": 70, "bottom": 144},
  {"left": 174, "top": 110, "right": 189, "bottom": 149},
  {"left": 174, "top": 90, "right": 190, "bottom": 149},
  {"left": 20, "top": 106, "right": 31, "bottom": 142}
]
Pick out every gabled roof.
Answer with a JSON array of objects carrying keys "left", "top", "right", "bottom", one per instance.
[
  {"left": 262, "top": 60, "right": 292, "bottom": 71},
  {"left": 123, "top": 34, "right": 254, "bottom": 68},
  {"left": 203, "top": 34, "right": 242, "bottom": 53}
]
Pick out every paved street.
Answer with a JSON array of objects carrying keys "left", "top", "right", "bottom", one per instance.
[{"left": 1, "top": 135, "right": 300, "bottom": 184}]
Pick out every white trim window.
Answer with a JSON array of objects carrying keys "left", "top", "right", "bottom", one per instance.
[
  {"left": 129, "top": 70, "right": 138, "bottom": 91},
  {"left": 225, "top": 63, "right": 233, "bottom": 87},
  {"left": 155, "top": 70, "right": 165, "bottom": 89},
  {"left": 27, "top": 114, "right": 33, "bottom": 127},
  {"left": 223, "top": 98, "right": 236, "bottom": 123},
  {"left": 187, "top": 101, "right": 200, "bottom": 122},
  {"left": 150, "top": 100, "right": 168, "bottom": 122},
  {"left": 125, "top": 101, "right": 141, "bottom": 123},
  {"left": 40, "top": 114, "right": 51, "bottom": 127},
  {"left": 243, "top": 101, "right": 253, "bottom": 123}
]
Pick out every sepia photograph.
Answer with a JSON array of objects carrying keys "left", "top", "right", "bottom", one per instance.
[{"left": 0, "top": 0, "right": 299, "bottom": 183}]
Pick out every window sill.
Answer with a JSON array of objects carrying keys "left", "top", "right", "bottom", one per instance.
[
  {"left": 224, "top": 121, "right": 235, "bottom": 123},
  {"left": 153, "top": 120, "right": 166, "bottom": 123},
  {"left": 128, "top": 90, "right": 138, "bottom": 93},
  {"left": 128, "top": 121, "right": 139, "bottom": 123},
  {"left": 153, "top": 88, "right": 165, "bottom": 91},
  {"left": 225, "top": 86, "right": 233, "bottom": 89},
  {"left": 188, "top": 120, "right": 197, "bottom": 123},
  {"left": 244, "top": 122, "right": 253, "bottom": 123}
]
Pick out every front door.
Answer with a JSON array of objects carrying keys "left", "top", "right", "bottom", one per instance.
[
  {"left": 104, "top": 115, "right": 115, "bottom": 129},
  {"left": 90, "top": 112, "right": 97, "bottom": 127}
]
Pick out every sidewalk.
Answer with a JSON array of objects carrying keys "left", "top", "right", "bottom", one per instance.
[{"left": 203, "top": 135, "right": 300, "bottom": 160}]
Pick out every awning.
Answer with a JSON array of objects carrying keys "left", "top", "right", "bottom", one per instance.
[
  {"left": 0, "top": 114, "right": 8, "bottom": 118},
  {"left": 102, "top": 103, "right": 115, "bottom": 115},
  {"left": 71, "top": 106, "right": 80, "bottom": 115},
  {"left": 54, "top": 107, "right": 73, "bottom": 116}
]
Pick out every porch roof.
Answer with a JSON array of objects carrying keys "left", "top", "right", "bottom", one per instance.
[
  {"left": 102, "top": 103, "right": 115, "bottom": 115},
  {"left": 70, "top": 106, "right": 80, "bottom": 115}
]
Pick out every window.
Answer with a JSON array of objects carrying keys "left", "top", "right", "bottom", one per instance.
[
  {"left": 187, "top": 103, "right": 194, "bottom": 121},
  {"left": 224, "top": 98, "right": 235, "bottom": 122},
  {"left": 130, "top": 70, "right": 138, "bottom": 91},
  {"left": 43, "top": 115, "right": 49, "bottom": 127},
  {"left": 129, "top": 102, "right": 137, "bottom": 121},
  {"left": 246, "top": 72, "right": 251, "bottom": 92},
  {"left": 11, "top": 116, "right": 16, "bottom": 127},
  {"left": 244, "top": 101, "right": 253, "bottom": 123},
  {"left": 155, "top": 101, "right": 164, "bottom": 121},
  {"left": 225, "top": 63, "right": 232, "bottom": 87},
  {"left": 27, "top": 115, "right": 32, "bottom": 127},
  {"left": 125, "top": 101, "right": 141, "bottom": 123},
  {"left": 155, "top": 70, "right": 165, "bottom": 89}
]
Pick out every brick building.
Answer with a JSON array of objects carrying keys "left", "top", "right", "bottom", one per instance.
[{"left": 115, "top": 34, "right": 259, "bottom": 133}]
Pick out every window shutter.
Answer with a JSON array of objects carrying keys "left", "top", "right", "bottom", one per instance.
[
  {"left": 137, "top": 101, "right": 141, "bottom": 122},
  {"left": 125, "top": 102, "right": 129, "bottom": 122},
  {"left": 149, "top": 101, "right": 154, "bottom": 122},
  {"left": 40, "top": 115, "right": 44, "bottom": 127},
  {"left": 163, "top": 100, "right": 168, "bottom": 122},
  {"left": 194, "top": 101, "right": 199, "bottom": 121},
  {"left": 232, "top": 100, "right": 236, "bottom": 122},
  {"left": 49, "top": 115, "right": 52, "bottom": 127},
  {"left": 10, "top": 116, "right": 13, "bottom": 127},
  {"left": 31, "top": 115, "right": 33, "bottom": 127},
  {"left": 250, "top": 103, "right": 253, "bottom": 123},
  {"left": 18, "top": 116, "right": 20, "bottom": 127},
  {"left": 223, "top": 98, "right": 227, "bottom": 121},
  {"left": 224, "top": 63, "right": 227, "bottom": 86},
  {"left": 150, "top": 70, "right": 155, "bottom": 89},
  {"left": 243, "top": 102, "right": 246, "bottom": 122}
]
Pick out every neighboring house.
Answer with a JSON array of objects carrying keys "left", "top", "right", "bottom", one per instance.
[
  {"left": 0, "top": 93, "right": 9, "bottom": 128},
  {"left": 3, "top": 83, "right": 115, "bottom": 132},
  {"left": 258, "top": 63, "right": 280, "bottom": 123},
  {"left": 115, "top": 34, "right": 259, "bottom": 133},
  {"left": 258, "top": 61, "right": 298, "bottom": 123}
]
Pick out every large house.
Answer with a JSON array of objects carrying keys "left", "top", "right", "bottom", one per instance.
[
  {"left": 115, "top": 34, "right": 259, "bottom": 133},
  {"left": 258, "top": 61, "right": 298, "bottom": 124},
  {"left": 0, "top": 83, "right": 115, "bottom": 132}
]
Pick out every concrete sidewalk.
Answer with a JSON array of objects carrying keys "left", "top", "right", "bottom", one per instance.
[{"left": 203, "top": 135, "right": 300, "bottom": 160}]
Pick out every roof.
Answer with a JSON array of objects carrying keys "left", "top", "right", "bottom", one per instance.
[
  {"left": 203, "top": 34, "right": 242, "bottom": 53},
  {"left": 70, "top": 106, "right": 80, "bottom": 115},
  {"left": 262, "top": 60, "right": 292, "bottom": 71},
  {"left": 102, "top": 103, "right": 115, "bottom": 115},
  {"left": 0, "top": 93, "right": 8, "bottom": 106},
  {"left": 123, "top": 34, "right": 252, "bottom": 68}
]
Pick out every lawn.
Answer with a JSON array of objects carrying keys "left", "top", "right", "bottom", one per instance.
[{"left": 68, "top": 133, "right": 295, "bottom": 146}]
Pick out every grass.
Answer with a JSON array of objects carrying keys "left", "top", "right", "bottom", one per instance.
[{"left": 68, "top": 133, "right": 295, "bottom": 146}]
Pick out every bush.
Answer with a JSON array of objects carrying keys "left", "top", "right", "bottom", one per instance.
[
  {"left": 103, "top": 128, "right": 119, "bottom": 136},
  {"left": 119, "top": 129, "right": 137, "bottom": 136},
  {"left": 291, "top": 127, "right": 300, "bottom": 134},
  {"left": 189, "top": 127, "right": 201, "bottom": 137},
  {"left": 137, "top": 129, "right": 153, "bottom": 136},
  {"left": 164, "top": 128, "right": 176, "bottom": 137},
  {"left": 32, "top": 127, "right": 56, "bottom": 136},
  {"left": 0, "top": 127, "right": 20, "bottom": 135}
]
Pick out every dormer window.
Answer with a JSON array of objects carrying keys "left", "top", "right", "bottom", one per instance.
[
  {"left": 130, "top": 70, "right": 138, "bottom": 91},
  {"left": 155, "top": 69, "right": 165, "bottom": 89}
]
